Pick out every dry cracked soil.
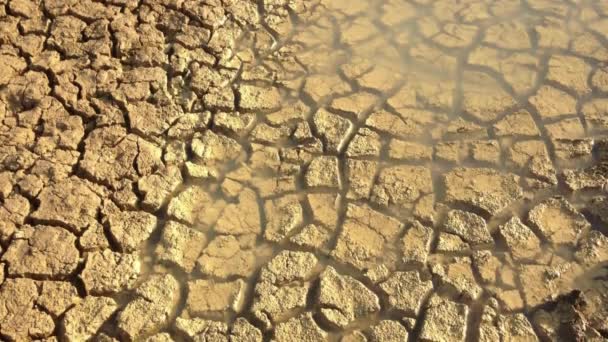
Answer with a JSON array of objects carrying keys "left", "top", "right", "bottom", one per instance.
[{"left": 1, "top": 0, "right": 608, "bottom": 341}]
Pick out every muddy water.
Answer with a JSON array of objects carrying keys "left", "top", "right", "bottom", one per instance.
[
  {"left": 149, "top": 0, "right": 608, "bottom": 340},
  {"left": 1, "top": 0, "right": 608, "bottom": 341}
]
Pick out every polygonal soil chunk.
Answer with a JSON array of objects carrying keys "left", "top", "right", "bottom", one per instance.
[
  {"left": 366, "top": 109, "right": 424, "bottom": 138},
  {"left": 0, "top": 52, "right": 27, "bottom": 87},
  {"left": 484, "top": 21, "right": 530, "bottom": 49},
  {"left": 436, "top": 233, "right": 470, "bottom": 252},
  {"left": 3, "top": 71, "right": 50, "bottom": 111},
  {"left": 36, "top": 97, "right": 85, "bottom": 150},
  {"left": 581, "top": 99, "right": 608, "bottom": 132},
  {"left": 332, "top": 204, "right": 403, "bottom": 270},
  {"left": 31, "top": 176, "right": 102, "bottom": 233},
  {"left": 529, "top": 86, "right": 577, "bottom": 119},
  {"left": 257, "top": 95, "right": 304, "bottom": 122},
  {"left": 189, "top": 63, "right": 229, "bottom": 94},
  {"left": 197, "top": 235, "right": 272, "bottom": 279},
  {"left": 379, "top": 271, "right": 433, "bottom": 316},
  {"left": 443, "top": 168, "right": 522, "bottom": 217},
  {"left": 221, "top": 178, "right": 246, "bottom": 198},
  {"left": 259, "top": 250, "right": 319, "bottom": 285},
  {"left": 496, "top": 290, "right": 525, "bottom": 313},
  {"left": 345, "top": 159, "right": 378, "bottom": 200},
  {"left": 230, "top": 317, "right": 263, "bottom": 342},
  {"left": 252, "top": 253, "right": 318, "bottom": 328},
  {"left": 273, "top": 312, "right": 327, "bottom": 342},
  {"left": 363, "top": 263, "right": 391, "bottom": 284},
  {"left": 480, "top": 301, "right": 538, "bottom": 342},
  {"left": 305, "top": 155, "right": 340, "bottom": 188},
  {"left": 137, "top": 166, "right": 183, "bottom": 211},
  {"left": 109, "top": 181, "right": 139, "bottom": 211},
  {"left": 546, "top": 55, "right": 591, "bottom": 95},
  {"left": 518, "top": 264, "right": 567, "bottom": 309},
  {"left": 497, "top": 217, "right": 542, "bottom": 262},
  {"left": 431, "top": 256, "right": 482, "bottom": 301},
  {"left": 175, "top": 317, "right": 228, "bottom": 340},
  {"left": 2, "top": 225, "right": 80, "bottom": 278},
  {"left": 400, "top": 220, "right": 433, "bottom": 266},
  {"left": 471, "top": 140, "right": 501, "bottom": 166},
  {"left": 0, "top": 278, "right": 55, "bottom": 341},
  {"left": 506, "top": 140, "right": 551, "bottom": 169},
  {"left": 116, "top": 274, "right": 180, "bottom": 340},
  {"left": 215, "top": 188, "right": 262, "bottom": 236},
  {"left": 471, "top": 251, "right": 501, "bottom": 284},
  {"left": 168, "top": 185, "right": 226, "bottom": 227},
  {"left": 574, "top": 231, "right": 608, "bottom": 267},
  {"left": 545, "top": 118, "right": 586, "bottom": 140},
  {"left": 290, "top": 223, "right": 333, "bottom": 250},
  {"left": 346, "top": 128, "right": 382, "bottom": 157},
  {"left": 554, "top": 137, "right": 594, "bottom": 167},
  {"left": 214, "top": 111, "right": 255, "bottom": 136},
  {"left": 252, "top": 280, "right": 310, "bottom": 330},
  {"left": 592, "top": 66, "right": 608, "bottom": 92},
  {"left": 354, "top": 63, "right": 403, "bottom": 92},
  {"left": 80, "top": 249, "right": 141, "bottom": 295},
  {"left": 79, "top": 126, "right": 139, "bottom": 186},
  {"left": 167, "top": 112, "right": 211, "bottom": 140},
  {"left": 526, "top": 155, "right": 558, "bottom": 186},
  {"left": 237, "top": 85, "right": 282, "bottom": 111},
  {"left": 534, "top": 22, "right": 569, "bottom": 49},
  {"left": 264, "top": 195, "right": 303, "bottom": 242},
  {"left": 586, "top": 196, "right": 608, "bottom": 227},
  {"left": 127, "top": 101, "right": 183, "bottom": 137},
  {"left": 317, "top": 266, "right": 380, "bottom": 328},
  {"left": 435, "top": 141, "right": 468, "bottom": 164},
  {"left": 562, "top": 163, "right": 608, "bottom": 191},
  {"left": 79, "top": 221, "right": 110, "bottom": 251},
  {"left": 250, "top": 123, "right": 290, "bottom": 144},
  {"left": 443, "top": 209, "right": 493, "bottom": 246},
  {"left": 371, "top": 165, "right": 433, "bottom": 209},
  {"left": 497, "top": 313, "right": 539, "bottom": 341},
  {"left": 419, "top": 295, "right": 469, "bottom": 342},
  {"left": 37, "top": 281, "right": 79, "bottom": 317},
  {"left": 155, "top": 220, "right": 207, "bottom": 273},
  {"left": 312, "top": 108, "right": 352, "bottom": 153},
  {"left": 307, "top": 193, "right": 340, "bottom": 228},
  {"left": 527, "top": 197, "right": 590, "bottom": 247},
  {"left": 186, "top": 279, "right": 245, "bottom": 317},
  {"left": 303, "top": 74, "right": 351, "bottom": 103},
  {"left": 414, "top": 194, "right": 438, "bottom": 225},
  {"left": 388, "top": 139, "right": 433, "bottom": 161},
  {"left": 461, "top": 71, "right": 517, "bottom": 122},
  {"left": 103, "top": 202, "right": 158, "bottom": 252},
  {"left": 493, "top": 110, "right": 540, "bottom": 137},
  {"left": 62, "top": 296, "right": 118, "bottom": 342},
  {"left": 367, "top": 320, "right": 409, "bottom": 342},
  {"left": 204, "top": 86, "right": 236, "bottom": 111},
  {"left": 191, "top": 130, "right": 244, "bottom": 172},
  {"left": 444, "top": 117, "right": 488, "bottom": 141}
]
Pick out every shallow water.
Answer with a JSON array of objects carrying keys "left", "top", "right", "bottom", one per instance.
[{"left": 153, "top": 0, "right": 608, "bottom": 340}]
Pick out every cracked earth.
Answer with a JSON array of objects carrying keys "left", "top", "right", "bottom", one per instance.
[{"left": 1, "top": 0, "right": 608, "bottom": 341}]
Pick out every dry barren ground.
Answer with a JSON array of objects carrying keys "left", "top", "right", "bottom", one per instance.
[{"left": 1, "top": 0, "right": 608, "bottom": 341}]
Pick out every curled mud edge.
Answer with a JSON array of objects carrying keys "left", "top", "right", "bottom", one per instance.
[{"left": 1, "top": 0, "right": 608, "bottom": 341}]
